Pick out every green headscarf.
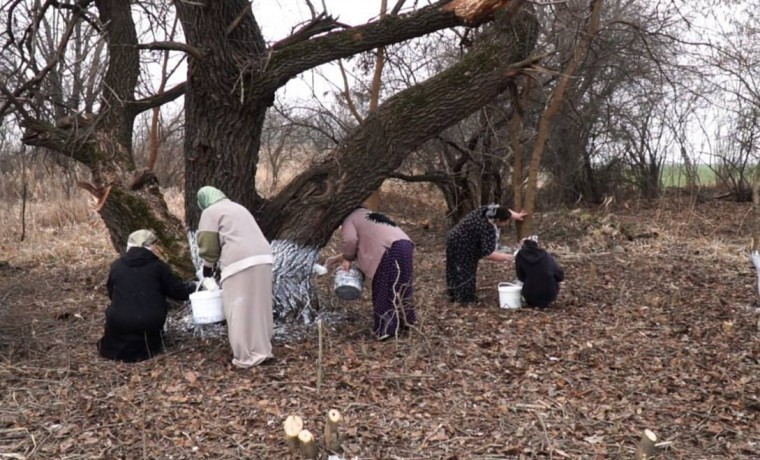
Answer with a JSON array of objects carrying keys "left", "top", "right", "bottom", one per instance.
[
  {"left": 127, "top": 229, "right": 157, "bottom": 249},
  {"left": 197, "top": 186, "right": 228, "bottom": 210}
]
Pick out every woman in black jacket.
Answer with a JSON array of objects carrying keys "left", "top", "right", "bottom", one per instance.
[
  {"left": 98, "top": 230, "right": 195, "bottom": 362},
  {"left": 515, "top": 239, "right": 565, "bottom": 308}
]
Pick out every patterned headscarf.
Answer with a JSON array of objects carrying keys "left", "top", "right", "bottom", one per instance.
[
  {"left": 126, "top": 229, "right": 157, "bottom": 249},
  {"left": 197, "top": 186, "right": 228, "bottom": 210},
  {"left": 484, "top": 204, "right": 500, "bottom": 219}
]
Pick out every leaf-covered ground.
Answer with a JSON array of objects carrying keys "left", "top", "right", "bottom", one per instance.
[{"left": 1, "top": 195, "right": 759, "bottom": 459}]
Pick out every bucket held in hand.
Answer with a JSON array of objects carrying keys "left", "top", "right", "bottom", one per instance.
[
  {"left": 333, "top": 267, "right": 364, "bottom": 301},
  {"left": 498, "top": 282, "right": 522, "bottom": 309},
  {"left": 190, "top": 289, "right": 225, "bottom": 324}
]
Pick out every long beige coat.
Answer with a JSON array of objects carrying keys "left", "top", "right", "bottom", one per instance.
[{"left": 198, "top": 199, "right": 273, "bottom": 367}]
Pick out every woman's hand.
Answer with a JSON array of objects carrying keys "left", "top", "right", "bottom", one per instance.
[
  {"left": 485, "top": 251, "right": 513, "bottom": 263},
  {"left": 325, "top": 254, "right": 343, "bottom": 270},
  {"left": 509, "top": 209, "right": 528, "bottom": 221}
]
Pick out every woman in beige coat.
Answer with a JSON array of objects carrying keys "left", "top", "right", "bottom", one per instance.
[{"left": 196, "top": 186, "right": 274, "bottom": 367}]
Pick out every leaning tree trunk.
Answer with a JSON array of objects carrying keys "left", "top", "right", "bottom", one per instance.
[
  {"left": 262, "top": 6, "right": 538, "bottom": 318},
  {"left": 175, "top": 0, "right": 530, "bottom": 231}
]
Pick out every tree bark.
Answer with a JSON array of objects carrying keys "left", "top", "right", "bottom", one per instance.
[{"left": 174, "top": 1, "right": 269, "bottom": 227}]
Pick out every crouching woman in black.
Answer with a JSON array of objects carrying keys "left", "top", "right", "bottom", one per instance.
[
  {"left": 515, "top": 239, "right": 564, "bottom": 308},
  {"left": 98, "top": 229, "right": 195, "bottom": 362}
]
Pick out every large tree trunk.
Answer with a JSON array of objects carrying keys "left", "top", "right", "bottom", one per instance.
[
  {"left": 175, "top": 1, "right": 270, "bottom": 227},
  {"left": 175, "top": 0, "right": 528, "bottom": 230}
]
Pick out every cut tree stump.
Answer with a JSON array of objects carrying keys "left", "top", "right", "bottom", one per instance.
[
  {"left": 324, "top": 408, "right": 343, "bottom": 452},
  {"left": 635, "top": 429, "right": 658, "bottom": 460},
  {"left": 284, "top": 415, "right": 304, "bottom": 456},
  {"left": 298, "top": 429, "right": 318, "bottom": 459}
]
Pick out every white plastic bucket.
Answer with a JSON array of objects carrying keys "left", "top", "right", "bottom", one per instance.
[
  {"left": 333, "top": 267, "right": 364, "bottom": 301},
  {"left": 189, "top": 289, "right": 225, "bottom": 324},
  {"left": 498, "top": 282, "right": 522, "bottom": 309}
]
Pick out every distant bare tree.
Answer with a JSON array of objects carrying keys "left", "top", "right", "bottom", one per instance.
[
  {"left": 537, "top": 0, "right": 691, "bottom": 207},
  {"left": 710, "top": 105, "right": 759, "bottom": 201},
  {"left": 516, "top": 0, "right": 604, "bottom": 237}
]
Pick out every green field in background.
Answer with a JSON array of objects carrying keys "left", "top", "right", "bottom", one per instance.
[{"left": 661, "top": 164, "right": 719, "bottom": 187}]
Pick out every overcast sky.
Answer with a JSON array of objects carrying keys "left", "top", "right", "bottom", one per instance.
[{"left": 252, "top": 1, "right": 383, "bottom": 41}]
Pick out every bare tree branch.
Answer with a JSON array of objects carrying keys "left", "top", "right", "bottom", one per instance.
[
  {"left": 389, "top": 170, "right": 452, "bottom": 184},
  {"left": 390, "top": 0, "right": 408, "bottom": 16},
  {"left": 0, "top": 0, "right": 86, "bottom": 119},
  {"left": 0, "top": 82, "right": 32, "bottom": 119},
  {"left": 271, "top": 13, "right": 345, "bottom": 50},
  {"left": 50, "top": 0, "right": 99, "bottom": 32},
  {"left": 303, "top": 0, "right": 318, "bottom": 20},
  {"left": 126, "top": 82, "right": 187, "bottom": 115},
  {"left": 225, "top": 2, "right": 252, "bottom": 36},
  {"left": 337, "top": 60, "right": 364, "bottom": 124},
  {"left": 137, "top": 41, "right": 204, "bottom": 60}
]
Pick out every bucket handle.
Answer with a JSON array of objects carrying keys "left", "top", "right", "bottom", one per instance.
[
  {"left": 498, "top": 282, "right": 519, "bottom": 288},
  {"left": 195, "top": 266, "right": 220, "bottom": 293}
]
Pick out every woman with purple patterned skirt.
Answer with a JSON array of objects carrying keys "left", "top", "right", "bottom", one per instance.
[{"left": 327, "top": 207, "right": 416, "bottom": 340}]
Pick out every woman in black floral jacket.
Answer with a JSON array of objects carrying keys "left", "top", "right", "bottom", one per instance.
[{"left": 445, "top": 205, "right": 526, "bottom": 303}]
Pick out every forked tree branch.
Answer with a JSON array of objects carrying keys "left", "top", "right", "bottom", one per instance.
[{"left": 271, "top": 13, "right": 346, "bottom": 50}]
